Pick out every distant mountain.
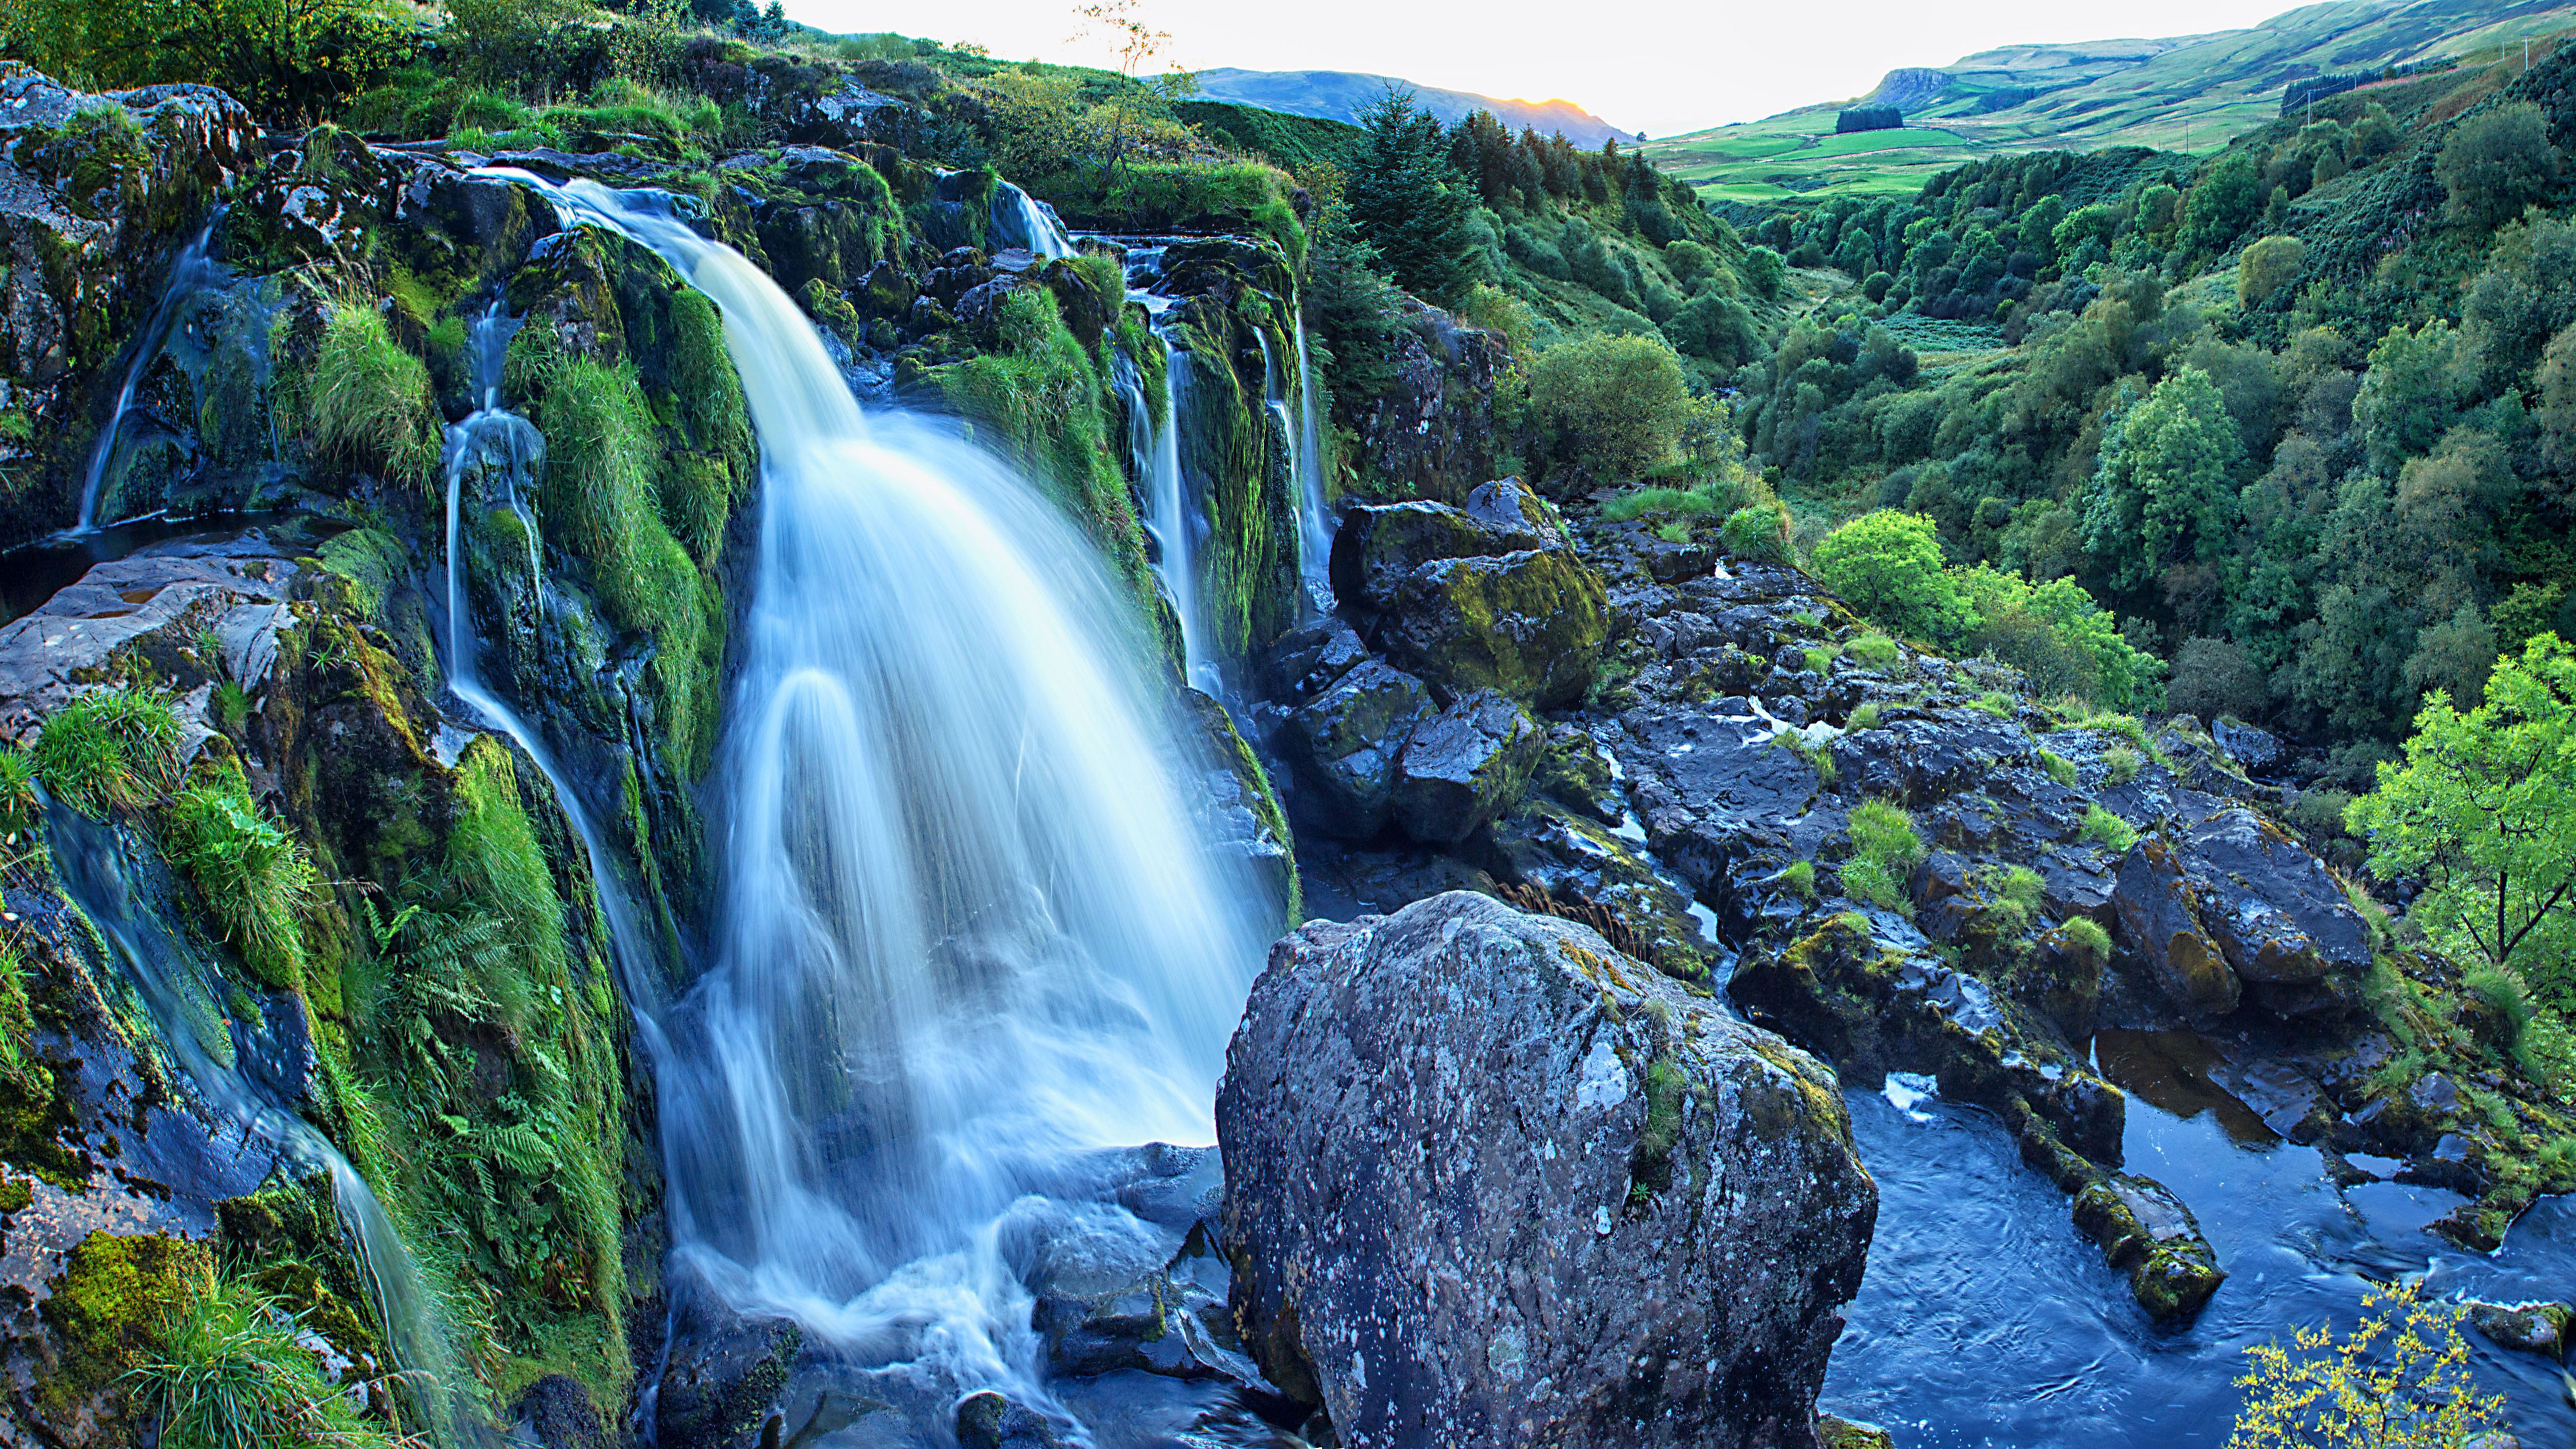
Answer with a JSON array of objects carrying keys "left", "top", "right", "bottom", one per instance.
[
  {"left": 1647, "top": 0, "right": 2576, "bottom": 210},
  {"left": 1191, "top": 68, "right": 1634, "bottom": 147}
]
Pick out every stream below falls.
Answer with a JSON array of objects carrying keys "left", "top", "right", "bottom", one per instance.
[{"left": 1825, "top": 1037, "right": 2576, "bottom": 1445}]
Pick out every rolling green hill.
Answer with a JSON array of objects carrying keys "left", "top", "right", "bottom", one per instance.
[{"left": 1649, "top": 0, "right": 2576, "bottom": 210}]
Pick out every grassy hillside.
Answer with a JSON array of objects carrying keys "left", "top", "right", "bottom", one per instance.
[{"left": 1649, "top": 0, "right": 2576, "bottom": 211}]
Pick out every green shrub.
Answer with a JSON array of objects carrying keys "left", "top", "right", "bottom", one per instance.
[
  {"left": 1953, "top": 565, "right": 2161, "bottom": 710},
  {"left": 2237, "top": 234, "right": 2306, "bottom": 305},
  {"left": 2037, "top": 749, "right": 2077, "bottom": 786},
  {"left": 301, "top": 300, "right": 438, "bottom": 489},
  {"left": 1842, "top": 799, "right": 1925, "bottom": 914},
  {"left": 1845, "top": 633, "right": 1901, "bottom": 668},
  {"left": 35, "top": 689, "right": 183, "bottom": 818},
  {"left": 2289, "top": 786, "right": 2354, "bottom": 839},
  {"left": 1526, "top": 332, "right": 1694, "bottom": 480},
  {"left": 2438, "top": 101, "right": 2561, "bottom": 230},
  {"left": 135, "top": 1270, "right": 399, "bottom": 1449},
  {"left": 162, "top": 783, "right": 318, "bottom": 991},
  {"left": 1810, "top": 510, "right": 1974, "bottom": 644},
  {"left": 2081, "top": 804, "right": 2139, "bottom": 853}
]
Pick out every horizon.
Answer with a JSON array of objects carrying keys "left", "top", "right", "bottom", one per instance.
[{"left": 789, "top": 0, "right": 2352, "bottom": 137}]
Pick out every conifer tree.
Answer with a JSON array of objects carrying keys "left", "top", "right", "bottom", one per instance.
[{"left": 1349, "top": 88, "right": 1478, "bottom": 306}]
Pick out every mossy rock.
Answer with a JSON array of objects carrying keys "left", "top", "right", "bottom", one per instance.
[
  {"left": 41, "top": 1229, "right": 212, "bottom": 1418},
  {"left": 2072, "top": 1174, "right": 2225, "bottom": 1324},
  {"left": 1821, "top": 1415, "right": 1897, "bottom": 1449},
  {"left": 1374, "top": 549, "right": 1610, "bottom": 710}
]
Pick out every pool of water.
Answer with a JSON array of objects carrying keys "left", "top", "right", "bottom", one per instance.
[
  {"left": 1825, "top": 1064, "right": 2576, "bottom": 1445},
  {"left": 1, "top": 512, "right": 329, "bottom": 626}
]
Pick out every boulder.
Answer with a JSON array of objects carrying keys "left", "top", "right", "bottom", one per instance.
[
  {"left": 0, "top": 543, "right": 295, "bottom": 745},
  {"left": 2070, "top": 1174, "right": 2226, "bottom": 1323},
  {"left": 1219, "top": 892, "right": 1876, "bottom": 1449},
  {"left": 2469, "top": 1300, "right": 2573, "bottom": 1356},
  {"left": 1376, "top": 549, "right": 1610, "bottom": 710},
  {"left": 1390, "top": 689, "right": 1542, "bottom": 845},
  {"left": 1275, "top": 658, "right": 1437, "bottom": 838},
  {"left": 1328, "top": 498, "right": 1545, "bottom": 612},
  {"left": 954, "top": 1393, "right": 1077, "bottom": 1449},
  {"left": 2180, "top": 808, "right": 2369, "bottom": 988},
  {"left": 2212, "top": 716, "right": 2282, "bottom": 773},
  {"left": 1258, "top": 613, "right": 1368, "bottom": 702},
  {"left": 2110, "top": 837, "right": 2239, "bottom": 1020}
]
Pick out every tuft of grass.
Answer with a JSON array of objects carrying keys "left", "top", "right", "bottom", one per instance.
[
  {"left": 2080, "top": 804, "right": 2139, "bottom": 853},
  {"left": 2056, "top": 915, "right": 2112, "bottom": 967},
  {"left": 210, "top": 683, "right": 254, "bottom": 736},
  {"left": 1972, "top": 691, "right": 2014, "bottom": 717},
  {"left": 2103, "top": 744, "right": 2143, "bottom": 785},
  {"left": 35, "top": 689, "right": 184, "bottom": 818},
  {"left": 1804, "top": 646, "right": 1835, "bottom": 677},
  {"left": 0, "top": 748, "right": 38, "bottom": 837},
  {"left": 1781, "top": 859, "right": 1818, "bottom": 902},
  {"left": 1844, "top": 632, "right": 1901, "bottom": 668},
  {"left": 301, "top": 299, "right": 439, "bottom": 489},
  {"left": 1848, "top": 701, "right": 1883, "bottom": 731},
  {"left": 2037, "top": 749, "right": 2077, "bottom": 786},
  {"left": 162, "top": 783, "right": 318, "bottom": 992},
  {"left": 132, "top": 1270, "right": 400, "bottom": 1449},
  {"left": 1841, "top": 799, "right": 1924, "bottom": 914}
]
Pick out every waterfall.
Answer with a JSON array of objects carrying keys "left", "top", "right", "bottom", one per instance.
[
  {"left": 493, "top": 176, "right": 1273, "bottom": 1417},
  {"left": 44, "top": 804, "right": 476, "bottom": 1446},
  {"left": 989, "top": 181, "right": 1074, "bottom": 260},
  {"left": 1291, "top": 314, "right": 1333, "bottom": 605},
  {"left": 76, "top": 217, "right": 224, "bottom": 533},
  {"left": 1152, "top": 335, "right": 1221, "bottom": 696}
]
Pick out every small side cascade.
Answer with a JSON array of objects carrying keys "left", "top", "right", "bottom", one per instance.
[
  {"left": 438, "top": 302, "right": 667, "bottom": 1032},
  {"left": 1152, "top": 329, "right": 1221, "bottom": 696},
  {"left": 76, "top": 216, "right": 225, "bottom": 533},
  {"left": 988, "top": 180, "right": 1073, "bottom": 260},
  {"left": 1291, "top": 312, "right": 1333, "bottom": 606},
  {"left": 45, "top": 805, "right": 478, "bottom": 1447}
]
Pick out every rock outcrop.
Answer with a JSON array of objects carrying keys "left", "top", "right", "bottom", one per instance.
[{"left": 1218, "top": 891, "right": 1875, "bottom": 1448}]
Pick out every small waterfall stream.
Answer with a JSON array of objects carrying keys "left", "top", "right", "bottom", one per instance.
[
  {"left": 45, "top": 805, "right": 476, "bottom": 1445},
  {"left": 1289, "top": 315, "right": 1332, "bottom": 606},
  {"left": 76, "top": 217, "right": 224, "bottom": 533},
  {"left": 495, "top": 176, "right": 1274, "bottom": 1426},
  {"left": 989, "top": 181, "right": 1074, "bottom": 260}
]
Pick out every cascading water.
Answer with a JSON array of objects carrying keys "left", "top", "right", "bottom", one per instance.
[
  {"left": 44, "top": 804, "right": 476, "bottom": 1445},
  {"left": 1289, "top": 315, "right": 1332, "bottom": 606},
  {"left": 989, "top": 180, "right": 1074, "bottom": 260},
  {"left": 1151, "top": 333, "right": 1222, "bottom": 697},
  {"left": 494, "top": 176, "right": 1274, "bottom": 1423},
  {"left": 76, "top": 217, "right": 224, "bottom": 533}
]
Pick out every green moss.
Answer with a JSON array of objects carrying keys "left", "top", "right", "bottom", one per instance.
[
  {"left": 1804, "top": 646, "right": 1835, "bottom": 676},
  {"left": 41, "top": 1230, "right": 211, "bottom": 1416},
  {"left": 1845, "top": 632, "right": 1901, "bottom": 668},
  {"left": 1781, "top": 859, "right": 1818, "bottom": 901},
  {"left": 2037, "top": 749, "right": 2078, "bottom": 786},
  {"left": 1627, "top": 1054, "right": 1691, "bottom": 1203},
  {"left": 0, "top": 1175, "right": 28, "bottom": 1215},
  {"left": 315, "top": 528, "right": 408, "bottom": 624},
  {"left": 2055, "top": 915, "right": 2113, "bottom": 966}
]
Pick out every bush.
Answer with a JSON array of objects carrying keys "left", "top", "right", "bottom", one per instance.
[
  {"left": 163, "top": 782, "right": 319, "bottom": 991},
  {"left": 1955, "top": 566, "right": 2163, "bottom": 710},
  {"left": 1526, "top": 333, "right": 1694, "bottom": 480},
  {"left": 2438, "top": 101, "right": 2561, "bottom": 230},
  {"left": 2081, "top": 804, "right": 2139, "bottom": 853},
  {"left": 301, "top": 299, "right": 438, "bottom": 489},
  {"left": 1842, "top": 799, "right": 1925, "bottom": 913},
  {"left": 2231, "top": 1279, "right": 2504, "bottom": 1447},
  {"left": 2237, "top": 234, "right": 2306, "bottom": 305},
  {"left": 34, "top": 689, "right": 183, "bottom": 818},
  {"left": 2289, "top": 786, "right": 2354, "bottom": 839},
  {"left": 1722, "top": 501, "right": 1793, "bottom": 562},
  {"left": 2169, "top": 635, "right": 2268, "bottom": 722},
  {"left": 1810, "top": 510, "right": 1974, "bottom": 644}
]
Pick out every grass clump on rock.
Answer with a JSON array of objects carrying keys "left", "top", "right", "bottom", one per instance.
[
  {"left": 2081, "top": 804, "right": 2139, "bottom": 853},
  {"left": 1841, "top": 799, "right": 1924, "bottom": 914},
  {"left": 34, "top": 688, "right": 184, "bottom": 817},
  {"left": 134, "top": 1269, "right": 401, "bottom": 1449},
  {"left": 301, "top": 299, "right": 440, "bottom": 488},
  {"left": 163, "top": 778, "right": 320, "bottom": 992}
]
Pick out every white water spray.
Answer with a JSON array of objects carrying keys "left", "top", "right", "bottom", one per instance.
[
  {"left": 1290, "top": 314, "right": 1333, "bottom": 604},
  {"left": 494, "top": 176, "right": 1273, "bottom": 1415},
  {"left": 989, "top": 180, "right": 1074, "bottom": 260}
]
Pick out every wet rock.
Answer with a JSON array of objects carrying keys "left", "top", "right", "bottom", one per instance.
[
  {"left": 654, "top": 1288, "right": 805, "bottom": 1449},
  {"left": 1275, "top": 659, "right": 1437, "bottom": 839},
  {"left": 1257, "top": 614, "right": 1368, "bottom": 702},
  {"left": 1346, "top": 304, "right": 1510, "bottom": 502},
  {"left": 2212, "top": 716, "right": 2282, "bottom": 772},
  {"left": 0, "top": 544, "right": 296, "bottom": 745},
  {"left": 2110, "top": 838, "right": 2239, "bottom": 1020},
  {"left": 2180, "top": 808, "right": 2369, "bottom": 989},
  {"left": 1389, "top": 689, "right": 1541, "bottom": 846},
  {"left": 1462, "top": 477, "right": 1566, "bottom": 547},
  {"left": 1328, "top": 492, "right": 1560, "bottom": 613},
  {"left": 955, "top": 1392, "right": 1079, "bottom": 1449},
  {"left": 516, "top": 1374, "right": 611, "bottom": 1449},
  {"left": 2071, "top": 1175, "right": 2225, "bottom": 1323},
  {"left": 1480, "top": 799, "right": 1716, "bottom": 982},
  {"left": 1820, "top": 1417, "right": 1896, "bottom": 1449},
  {"left": 1016, "top": 1201, "right": 1243, "bottom": 1383},
  {"left": 1220, "top": 892, "right": 1875, "bottom": 1448},
  {"left": 1609, "top": 704, "right": 1826, "bottom": 930},
  {"left": 2469, "top": 1301, "right": 2573, "bottom": 1357}
]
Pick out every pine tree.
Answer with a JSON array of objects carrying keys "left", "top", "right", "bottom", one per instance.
[{"left": 1349, "top": 88, "right": 1477, "bottom": 306}]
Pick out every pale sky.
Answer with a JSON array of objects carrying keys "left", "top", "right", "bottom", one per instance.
[{"left": 789, "top": 0, "right": 2319, "bottom": 137}]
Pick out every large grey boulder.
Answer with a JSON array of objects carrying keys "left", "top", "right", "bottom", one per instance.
[
  {"left": 1219, "top": 892, "right": 1876, "bottom": 1449},
  {"left": 2181, "top": 807, "right": 2370, "bottom": 988},
  {"left": 1275, "top": 658, "right": 1437, "bottom": 838},
  {"left": 1390, "top": 689, "right": 1541, "bottom": 845}
]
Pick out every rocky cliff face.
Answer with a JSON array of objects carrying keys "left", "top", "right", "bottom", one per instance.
[{"left": 1220, "top": 891, "right": 1875, "bottom": 1449}]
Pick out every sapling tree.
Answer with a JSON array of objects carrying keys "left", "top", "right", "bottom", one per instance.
[{"left": 2348, "top": 633, "right": 2576, "bottom": 1001}]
